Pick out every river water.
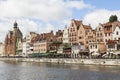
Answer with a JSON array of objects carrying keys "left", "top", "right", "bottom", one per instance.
[{"left": 0, "top": 61, "right": 120, "bottom": 80}]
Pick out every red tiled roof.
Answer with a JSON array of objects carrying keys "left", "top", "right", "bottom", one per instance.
[
  {"left": 83, "top": 25, "right": 91, "bottom": 29},
  {"left": 72, "top": 19, "right": 82, "bottom": 27},
  {"left": 103, "top": 22, "right": 112, "bottom": 27}
]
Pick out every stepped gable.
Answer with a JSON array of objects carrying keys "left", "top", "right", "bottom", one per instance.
[{"left": 72, "top": 19, "right": 82, "bottom": 30}]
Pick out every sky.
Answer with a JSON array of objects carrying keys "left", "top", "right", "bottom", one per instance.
[{"left": 0, "top": 0, "right": 120, "bottom": 42}]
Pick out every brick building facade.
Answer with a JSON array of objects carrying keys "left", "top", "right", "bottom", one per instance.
[{"left": 4, "top": 21, "right": 23, "bottom": 56}]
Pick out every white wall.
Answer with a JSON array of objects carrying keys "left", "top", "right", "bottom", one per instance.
[
  {"left": 63, "top": 27, "right": 69, "bottom": 43},
  {"left": 113, "top": 26, "right": 120, "bottom": 40},
  {"left": 22, "top": 42, "right": 27, "bottom": 56}
]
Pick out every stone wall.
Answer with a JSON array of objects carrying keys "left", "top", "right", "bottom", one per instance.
[{"left": 0, "top": 58, "right": 120, "bottom": 66}]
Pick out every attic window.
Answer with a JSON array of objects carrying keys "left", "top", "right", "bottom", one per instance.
[
  {"left": 116, "top": 31, "right": 119, "bottom": 35},
  {"left": 99, "top": 28, "right": 101, "bottom": 31}
]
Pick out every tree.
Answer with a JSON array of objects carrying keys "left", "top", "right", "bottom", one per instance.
[
  {"left": 64, "top": 43, "right": 71, "bottom": 48},
  {"left": 109, "top": 15, "right": 118, "bottom": 22}
]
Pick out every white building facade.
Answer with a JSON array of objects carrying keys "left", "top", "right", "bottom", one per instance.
[
  {"left": 63, "top": 26, "right": 69, "bottom": 43},
  {"left": 26, "top": 32, "right": 38, "bottom": 55},
  {"left": 113, "top": 26, "right": 120, "bottom": 40},
  {"left": 22, "top": 41, "right": 27, "bottom": 56}
]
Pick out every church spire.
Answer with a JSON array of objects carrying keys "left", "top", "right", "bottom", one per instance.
[{"left": 13, "top": 21, "right": 18, "bottom": 29}]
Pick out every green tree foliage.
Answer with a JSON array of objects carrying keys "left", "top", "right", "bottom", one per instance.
[
  {"left": 109, "top": 15, "right": 118, "bottom": 22},
  {"left": 64, "top": 43, "right": 71, "bottom": 48}
]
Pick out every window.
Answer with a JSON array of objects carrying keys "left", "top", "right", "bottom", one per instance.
[
  {"left": 79, "top": 36, "right": 82, "bottom": 39},
  {"left": 106, "top": 27, "right": 110, "bottom": 30},
  {"left": 99, "top": 28, "right": 101, "bottom": 31},
  {"left": 105, "top": 33, "right": 107, "bottom": 36},
  {"left": 95, "top": 45, "right": 97, "bottom": 49},
  {"left": 90, "top": 46, "right": 92, "bottom": 49},
  {"left": 86, "top": 41, "right": 88, "bottom": 44},
  {"left": 109, "top": 33, "right": 110, "bottom": 36},
  {"left": 106, "top": 39, "right": 107, "bottom": 42},
  {"left": 97, "top": 33, "right": 99, "bottom": 37},
  {"left": 71, "top": 28, "right": 72, "bottom": 32},
  {"left": 100, "top": 33, "right": 102, "bottom": 36},
  {"left": 97, "top": 39, "right": 99, "bottom": 42},
  {"left": 116, "top": 31, "right": 119, "bottom": 35}
]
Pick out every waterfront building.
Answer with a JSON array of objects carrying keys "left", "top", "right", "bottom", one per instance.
[
  {"left": 32, "top": 31, "right": 54, "bottom": 54},
  {"left": 78, "top": 24, "right": 94, "bottom": 49},
  {"left": 22, "top": 38, "right": 27, "bottom": 56},
  {"left": 54, "top": 30, "right": 63, "bottom": 42},
  {"left": 96, "top": 23, "right": 105, "bottom": 43},
  {"left": 106, "top": 40, "right": 117, "bottom": 52},
  {"left": 86, "top": 27, "right": 96, "bottom": 48},
  {"left": 89, "top": 42, "right": 106, "bottom": 56},
  {"left": 41, "top": 30, "right": 54, "bottom": 42},
  {"left": 63, "top": 26, "right": 69, "bottom": 43},
  {"left": 106, "top": 40, "right": 120, "bottom": 58},
  {"left": 68, "top": 19, "right": 82, "bottom": 45},
  {"left": 103, "top": 21, "right": 120, "bottom": 43},
  {"left": 63, "top": 47, "right": 71, "bottom": 57},
  {"left": 4, "top": 21, "right": 23, "bottom": 56},
  {"left": 0, "top": 43, "right": 4, "bottom": 56},
  {"left": 71, "top": 44, "right": 80, "bottom": 58},
  {"left": 33, "top": 40, "right": 49, "bottom": 53},
  {"left": 112, "top": 21, "right": 120, "bottom": 40},
  {"left": 57, "top": 44, "right": 64, "bottom": 54},
  {"left": 49, "top": 42, "right": 62, "bottom": 53},
  {"left": 106, "top": 39, "right": 120, "bottom": 52},
  {"left": 26, "top": 32, "right": 38, "bottom": 55}
]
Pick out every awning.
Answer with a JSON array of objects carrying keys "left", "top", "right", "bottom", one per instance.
[
  {"left": 102, "top": 54, "right": 108, "bottom": 57},
  {"left": 29, "top": 53, "right": 52, "bottom": 57}
]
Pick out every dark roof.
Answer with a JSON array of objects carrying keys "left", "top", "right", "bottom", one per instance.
[
  {"left": 83, "top": 25, "right": 91, "bottom": 29},
  {"left": 72, "top": 19, "right": 82, "bottom": 30},
  {"left": 106, "top": 40, "right": 117, "bottom": 44}
]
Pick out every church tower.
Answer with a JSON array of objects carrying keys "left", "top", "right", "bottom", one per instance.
[{"left": 4, "top": 21, "right": 23, "bottom": 56}]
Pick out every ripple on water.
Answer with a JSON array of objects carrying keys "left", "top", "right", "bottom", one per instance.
[{"left": 0, "top": 61, "right": 120, "bottom": 80}]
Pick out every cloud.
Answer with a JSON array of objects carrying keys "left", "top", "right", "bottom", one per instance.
[
  {"left": 0, "top": 0, "right": 92, "bottom": 42},
  {"left": 0, "top": 0, "right": 92, "bottom": 21},
  {"left": 0, "top": 18, "right": 56, "bottom": 41},
  {"left": 83, "top": 9, "right": 120, "bottom": 29},
  {"left": 66, "top": 0, "right": 93, "bottom": 10}
]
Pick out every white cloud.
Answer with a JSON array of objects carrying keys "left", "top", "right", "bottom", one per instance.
[
  {"left": 66, "top": 0, "right": 93, "bottom": 10},
  {"left": 83, "top": 9, "right": 120, "bottom": 29},
  {"left": 0, "top": 0, "right": 92, "bottom": 42},
  {"left": 0, "top": 0, "right": 92, "bottom": 21}
]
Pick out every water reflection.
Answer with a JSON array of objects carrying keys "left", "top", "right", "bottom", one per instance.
[{"left": 0, "top": 61, "right": 120, "bottom": 80}]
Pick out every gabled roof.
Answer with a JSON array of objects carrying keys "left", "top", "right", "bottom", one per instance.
[
  {"left": 73, "top": 19, "right": 82, "bottom": 27},
  {"left": 72, "top": 19, "right": 82, "bottom": 30},
  {"left": 83, "top": 25, "right": 91, "bottom": 29},
  {"left": 103, "top": 22, "right": 112, "bottom": 27},
  {"left": 103, "top": 21, "right": 120, "bottom": 27}
]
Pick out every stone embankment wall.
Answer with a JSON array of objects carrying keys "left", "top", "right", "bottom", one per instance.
[{"left": 0, "top": 58, "right": 120, "bottom": 66}]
